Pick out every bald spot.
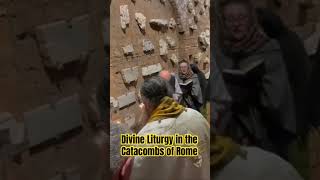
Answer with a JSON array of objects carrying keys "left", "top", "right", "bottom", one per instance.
[{"left": 159, "top": 70, "right": 172, "bottom": 81}]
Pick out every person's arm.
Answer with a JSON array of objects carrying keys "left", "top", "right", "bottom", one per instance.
[
  {"left": 191, "top": 76, "right": 203, "bottom": 105},
  {"left": 260, "top": 50, "right": 296, "bottom": 132}
]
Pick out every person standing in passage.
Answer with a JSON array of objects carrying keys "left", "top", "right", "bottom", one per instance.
[
  {"left": 214, "top": 0, "right": 297, "bottom": 160},
  {"left": 176, "top": 60, "right": 203, "bottom": 112}
]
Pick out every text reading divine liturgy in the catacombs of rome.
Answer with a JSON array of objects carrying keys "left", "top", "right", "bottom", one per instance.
[{"left": 120, "top": 134, "right": 199, "bottom": 157}]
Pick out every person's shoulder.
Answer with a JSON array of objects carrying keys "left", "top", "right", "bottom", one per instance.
[
  {"left": 180, "top": 108, "right": 207, "bottom": 123},
  {"left": 260, "top": 39, "right": 281, "bottom": 52}
]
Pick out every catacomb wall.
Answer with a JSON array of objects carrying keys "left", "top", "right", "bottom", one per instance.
[
  {"left": 110, "top": 0, "right": 210, "bottom": 128},
  {"left": 0, "top": 0, "right": 107, "bottom": 180}
]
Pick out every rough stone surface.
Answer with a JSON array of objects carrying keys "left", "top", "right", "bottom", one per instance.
[
  {"left": 117, "top": 92, "right": 136, "bottom": 109},
  {"left": 198, "top": 29, "right": 210, "bottom": 50},
  {"left": 203, "top": 56, "right": 210, "bottom": 64},
  {"left": 166, "top": 36, "right": 176, "bottom": 49},
  {"left": 204, "top": 0, "right": 209, "bottom": 8},
  {"left": 205, "top": 71, "right": 210, "bottom": 79},
  {"left": 121, "top": 66, "right": 139, "bottom": 84},
  {"left": 159, "top": 39, "right": 168, "bottom": 56},
  {"left": 170, "top": 54, "right": 179, "bottom": 64},
  {"left": 142, "top": 63, "right": 163, "bottom": 76},
  {"left": 193, "top": 52, "right": 203, "bottom": 64},
  {"left": 143, "top": 39, "right": 155, "bottom": 53},
  {"left": 304, "top": 31, "right": 320, "bottom": 55},
  {"left": 160, "top": 0, "right": 166, "bottom": 4},
  {"left": 35, "top": 15, "right": 90, "bottom": 69},
  {"left": 194, "top": 14, "right": 199, "bottom": 23},
  {"left": 110, "top": 97, "right": 119, "bottom": 109},
  {"left": 124, "top": 114, "right": 136, "bottom": 129},
  {"left": 189, "top": 18, "right": 197, "bottom": 30},
  {"left": 0, "top": 113, "right": 25, "bottom": 145},
  {"left": 187, "top": 1, "right": 195, "bottom": 13},
  {"left": 122, "top": 44, "right": 134, "bottom": 56},
  {"left": 24, "top": 94, "right": 82, "bottom": 147},
  {"left": 149, "top": 19, "right": 168, "bottom": 32},
  {"left": 120, "top": 5, "right": 130, "bottom": 31},
  {"left": 169, "top": 18, "right": 176, "bottom": 29},
  {"left": 135, "top": 13, "right": 146, "bottom": 32},
  {"left": 199, "top": 6, "right": 205, "bottom": 15}
]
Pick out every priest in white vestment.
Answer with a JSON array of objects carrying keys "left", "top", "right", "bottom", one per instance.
[{"left": 130, "top": 76, "right": 210, "bottom": 180}]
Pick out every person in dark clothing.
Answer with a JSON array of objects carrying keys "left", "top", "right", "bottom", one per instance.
[
  {"left": 176, "top": 60, "right": 203, "bottom": 112},
  {"left": 214, "top": 0, "right": 297, "bottom": 160},
  {"left": 190, "top": 63, "right": 208, "bottom": 104},
  {"left": 256, "top": 8, "right": 311, "bottom": 136}
]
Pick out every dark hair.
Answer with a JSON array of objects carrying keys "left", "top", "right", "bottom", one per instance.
[{"left": 140, "top": 76, "right": 173, "bottom": 106}]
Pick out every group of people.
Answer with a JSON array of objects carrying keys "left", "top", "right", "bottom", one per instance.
[
  {"left": 159, "top": 60, "right": 208, "bottom": 113},
  {"left": 101, "top": 0, "right": 320, "bottom": 179}
]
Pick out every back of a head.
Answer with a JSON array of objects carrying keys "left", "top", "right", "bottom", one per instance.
[
  {"left": 159, "top": 70, "right": 172, "bottom": 81},
  {"left": 140, "top": 76, "right": 173, "bottom": 106}
]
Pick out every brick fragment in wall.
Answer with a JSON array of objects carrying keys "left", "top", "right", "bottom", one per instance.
[
  {"left": 122, "top": 44, "right": 134, "bottom": 56},
  {"left": 198, "top": 30, "right": 210, "bottom": 50},
  {"left": 117, "top": 92, "right": 136, "bottom": 109},
  {"left": 102, "top": 18, "right": 110, "bottom": 47},
  {"left": 159, "top": 39, "right": 168, "bottom": 56},
  {"left": 193, "top": 52, "right": 203, "bottom": 64},
  {"left": 187, "top": 0, "right": 195, "bottom": 13},
  {"left": 35, "top": 15, "right": 90, "bottom": 69},
  {"left": 203, "top": 56, "right": 210, "bottom": 64},
  {"left": 120, "top": 5, "right": 130, "bottom": 31},
  {"left": 304, "top": 31, "right": 320, "bottom": 55},
  {"left": 110, "top": 97, "right": 119, "bottom": 109},
  {"left": 143, "top": 39, "right": 155, "bottom": 53},
  {"left": 205, "top": 71, "right": 210, "bottom": 79},
  {"left": 170, "top": 54, "right": 179, "bottom": 65},
  {"left": 169, "top": 18, "right": 176, "bottom": 29},
  {"left": 24, "top": 94, "right": 82, "bottom": 147},
  {"left": 121, "top": 66, "right": 139, "bottom": 84},
  {"left": 189, "top": 18, "right": 197, "bottom": 30},
  {"left": 149, "top": 19, "right": 169, "bottom": 32},
  {"left": 124, "top": 114, "right": 136, "bottom": 129},
  {"left": 199, "top": 6, "right": 205, "bottom": 15},
  {"left": 204, "top": 0, "right": 209, "bottom": 8},
  {"left": 142, "top": 63, "right": 163, "bottom": 76},
  {"left": 0, "top": 113, "right": 25, "bottom": 145},
  {"left": 135, "top": 13, "right": 146, "bottom": 32},
  {"left": 166, "top": 36, "right": 176, "bottom": 49},
  {"left": 168, "top": 0, "right": 189, "bottom": 33}
]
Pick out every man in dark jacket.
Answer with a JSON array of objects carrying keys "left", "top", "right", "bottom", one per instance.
[{"left": 256, "top": 8, "right": 311, "bottom": 136}]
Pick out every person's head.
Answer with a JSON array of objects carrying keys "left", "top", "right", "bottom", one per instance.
[
  {"left": 179, "top": 60, "right": 190, "bottom": 75},
  {"left": 140, "top": 76, "right": 172, "bottom": 118},
  {"left": 159, "top": 70, "right": 172, "bottom": 81},
  {"left": 220, "top": 0, "right": 255, "bottom": 41}
]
